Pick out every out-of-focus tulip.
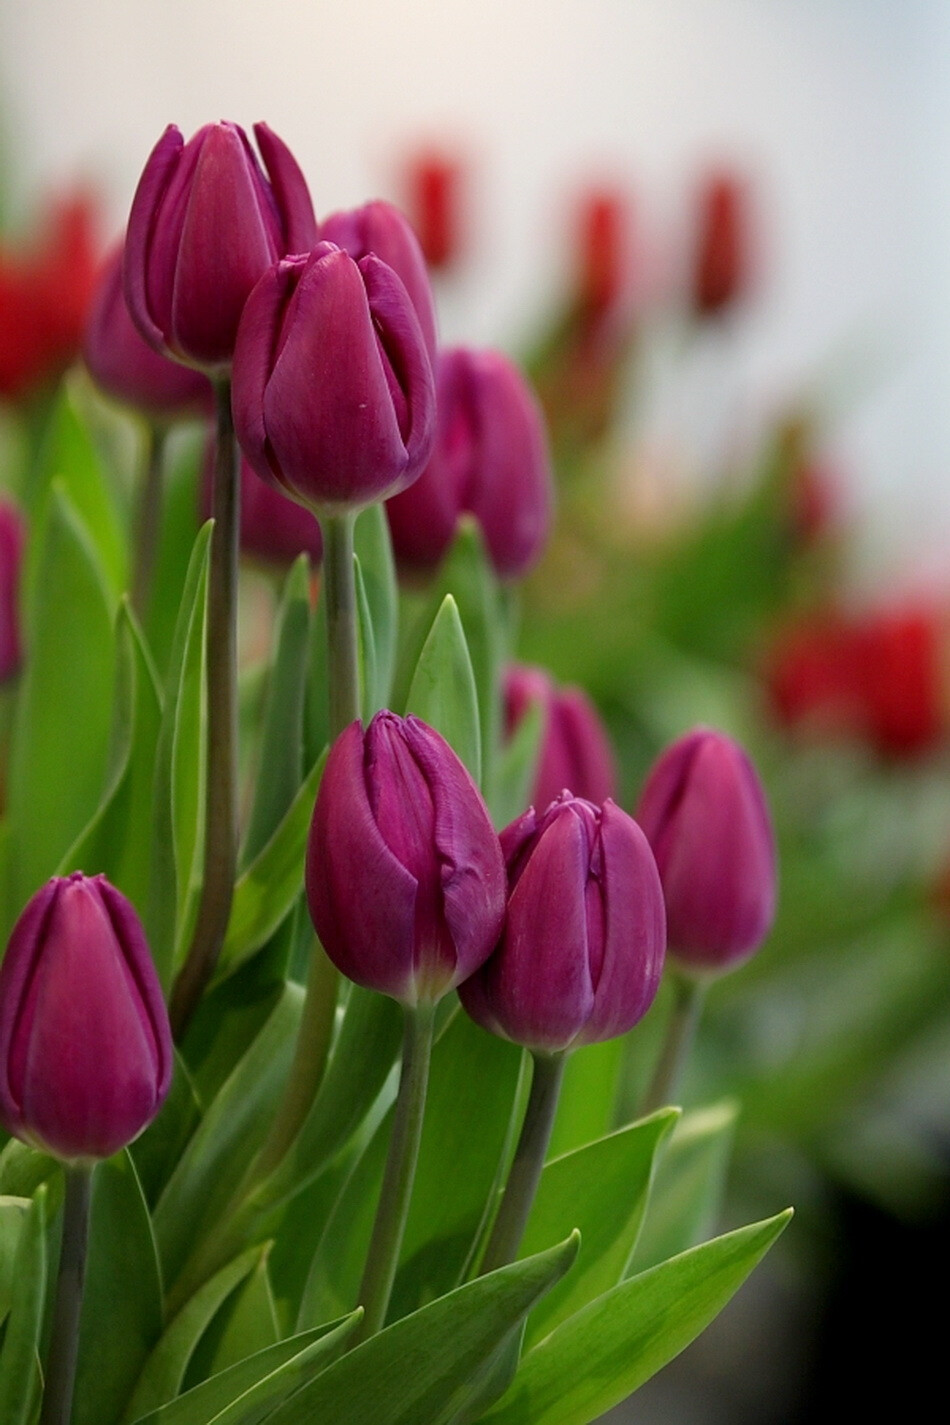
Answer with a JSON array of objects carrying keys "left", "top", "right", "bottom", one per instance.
[
  {"left": 200, "top": 443, "right": 322, "bottom": 566},
  {"left": 574, "top": 187, "right": 634, "bottom": 324},
  {"left": 385, "top": 346, "right": 552, "bottom": 579},
  {"left": 692, "top": 171, "right": 748, "bottom": 318},
  {"left": 0, "top": 873, "right": 173, "bottom": 1161},
  {"left": 0, "top": 499, "right": 25, "bottom": 684},
  {"left": 505, "top": 664, "right": 617, "bottom": 811},
  {"left": 636, "top": 729, "right": 776, "bottom": 974},
  {"left": 0, "top": 192, "right": 99, "bottom": 401},
  {"left": 84, "top": 244, "right": 212, "bottom": 421},
  {"left": 232, "top": 243, "right": 435, "bottom": 514},
  {"left": 460, "top": 792, "right": 665, "bottom": 1053},
  {"left": 307, "top": 711, "right": 505, "bottom": 1005},
  {"left": 403, "top": 148, "right": 464, "bottom": 271},
  {"left": 124, "top": 121, "right": 316, "bottom": 371},
  {"left": 320, "top": 200, "right": 437, "bottom": 360}
]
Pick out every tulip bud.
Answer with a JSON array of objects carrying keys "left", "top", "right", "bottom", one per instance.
[
  {"left": 573, "top": 186, "right": 634, "bottom": 324},
  {"left": 692, "top": 171, "right": 748, "bottom": 318},
  {"left": 319, "top": 199, "right": 438, "bottom": 360},
  {"left": 232, "top": 244, "right": 435, "bottom": 514},
  {"left": 403, "top": 147, "right": 464, "bottom": 271},
  {"left": 83, "top": 244, "right": 212, "bottom": 421},
  {"left": 0, "top": 873, "right": 173, "bottom": 1161},
  {"left": 124, "top": 121, "right": 316, "bottom": 370},
  {"left": 460, "top": 793, "right": 665, "bottom": 1053},
  {"left": 504, "top": 664, "right": 617, "bottom": 811},
  {"left": 385, "top": 347, "right": 553, "bottom": 579},
  {"left": 200, "top": 443, "right": 322, "bottom": 566},
  {"left": 636, "top": 729, "right": 776, "bottom": 973},
  {"left": 306, "top": 711, "right": 506, "bottom": 1005},
  {"left": 0, "top": 499, "right": 25, "bottom": 684}
]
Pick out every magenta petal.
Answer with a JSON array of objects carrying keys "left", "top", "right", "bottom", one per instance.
[
  {"left": 124, "top": 124, "right": 184, "bottom": 354},
  {"left": 233, "top": 259, "right": 303, "bottom": 493},
  {"left": 358, "top": 254, "right": 436, "bottom": 489},
  {"left": 254, "top": 122, "right": 317, "bottom": 255}
]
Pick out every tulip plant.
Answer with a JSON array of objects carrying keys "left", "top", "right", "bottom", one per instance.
[{"left": 0, "top": 118, "right": 789, "bottom": 1425}]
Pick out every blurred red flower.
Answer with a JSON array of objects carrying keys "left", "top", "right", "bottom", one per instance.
[
  {"left": 692, "top": 171, "right": 748, "bottom": 318},
  {"left": 402, "top": 147, "right": 464, "bottom": 271}
]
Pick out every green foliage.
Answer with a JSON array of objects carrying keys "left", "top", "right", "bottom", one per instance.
[
  {"left": 0, "top": 1186, "right": 46, "bottom": 1425},
  {"left": 405, "top": 595, "right": 482, "bottom": 785}
]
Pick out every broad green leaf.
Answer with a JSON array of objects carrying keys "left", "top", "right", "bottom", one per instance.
[
  {"left": 0, "top": 1185, "right": 46, "bottom": 1425},
  {"left": 521, "top": 1110, "right": 678, "bottom": 1348},
  {"left": 217, "top": 753, "right": 324, "bottom": 980},
  {"left": 123, "top": 1248, "right": 261, "bottom": 1422},
  {"left": 143, "top": 430, "right": 203, "bottom": 677},
  {"left": 131, "top": 1052, "right": 202, "bottom": 1209},
  {"left": 155, "top": 983, "right": 304, "bottom": 1295},
  {"left": 0, "top": 1140, "right": 56, "bottom": 1199},
  {"left": 6, "top": 483, "right": 116, "bottom": 924},
  {"left": 128, "top": 1313, "right": 362, "bottom": 1425},
  {"left": 74, "top": 1154, "right": 164, "bottom": 1425},
  {"left": 268, "top": 1234, "right": 580, "bottom": 1425},
  {"left": 145, "top": 523, "right": 211, "bottom": 988},
  {"left": 185, "top": 1248, "right": 279, "bottom": 1386},
  {"left": 480, "top": 1210, "right": 793, "bottom": 1425},
  {"left": 0, "top": 1195, "right": 29, "bottom": 1326},
  {"left": 547, "top": 1038, "right": 625, "bottom": 1160},
  {"left": 405, "top": 595, "right": 481, "bottom": 786},
  {"left": 355, "top": 555, "right": 379, "bottom": 721},
  {"left": 269, "top": 1150, "right": 357, "bottom": 1332},
  {"left": 353, "top": 502, "right": 398, "bottom": 707},
  {"left": 631, "top": 1101, "right": 739, "bottom": 1274},
  {"left": 57, "top": 599, "right": 162, "bottom": 915},
  {"left": 242, "top": 556, "right": 311, "bottom": 867},
  {"left": 489, "top": 698, "right": 543, "bottom": 828}
]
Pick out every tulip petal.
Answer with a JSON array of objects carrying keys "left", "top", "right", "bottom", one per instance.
[
  {"left": 124, "top": 124, "right": 184, "bottom": 354},
  {"left": 255, "top": 122, "right": 318, "bottom": 256}
]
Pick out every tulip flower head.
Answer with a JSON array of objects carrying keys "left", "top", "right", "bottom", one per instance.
[
  {"left": 0, "top": 499, "right": 26, "bottom": 683},
  {"left": 692, "top": 171, "right": 748, "bottom": 318},
  {"left": 84, "top": 244, "right": 212, "bottom": 421},
  {"left": 0, "top": 873, "right": 173, "bottom": 1161},
  {"left": 307, "top": 711, "right": 506, "bottom": 1005},
  {"left": 232, "top": 243, "right": 436, "bottom": 515},
  {"left": 505, "top": 664, "right": 617, "bottom": 812},
  {"left": 124, "top": 120, "right": 316, "bottom": 371},
  {"left": 402, "top": 147, "right": 465, "bottom": 271},
  {"left": 386, "top": 346, "right": 553, "bottom": 579},
  {"left": 636, "top": 728, "right": 776, "bottom": 973},
  {"left": 460, "top": 793, "right": 665, "bottom": 1054}
]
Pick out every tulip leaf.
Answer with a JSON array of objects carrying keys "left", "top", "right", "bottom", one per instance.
[
  {"left": 269, "top": 1233, "right": 579, "bottom": 1425},
  {"left": 479, "top": 1210, "right": 793, "bottom": 1425},
  {"left": 0, "top": 1185, "right": 45, "bottom": 1425},
  {"left": 217, "top": 751, "right": 325, "bottom": 980},
  {"left": 489, "top": 697, "right": 543, "bottom": 828},
  {"left": 127, "top": 1313, "right": 362, "bottom": 1425},
  {"left": 154, "top": 982, "right": 304, "bottom": 1295},
  {"left": 0, "top": 1139, "right": 57, "bottom": 1199},
  {"left": 242, "top": 555, "right": 311, "bottom": 867},
  {"left": 0, "top": 1195, "right": 29, "bottom": 1327},
  {"left": 354, "top": 501, "right": 398, "bottom": 708},
  {"left": 122, "top": 1247, "right": 262, "bottom": 1422},
  {"left": 57, "top": 598, "right": 162, "bottom": 916},
  {"left": 131, "top": 1050, "right": 202, "bottom": 1209},
  {"left": 630, "top": 1101, "right": 739, "bottom": 1274},
  {"left": 354, "top": 554, "right": 380, "bottom": 720},
  {"left": 547, "top": 1037, "right": 625, "bottom": 1160},
  {"left": 143, "top": 432, "right": 202, "bottom": 678},
  {"left": 74, "top": 1154, "right": 164, "bottom": 1425},
  {"left": 520, "top": 1109, "right": 678, "bottom": 1349},
  {"left": 184, "top": 1246, "right": 279, "bottom": 1386},
  {"left": 6, "top": 482, "right": 117, "bottom": 928},
  {"left": 405, "top": 594, "right": 482, "bottom": 786},
  {"left": 299, "top": 1010, "right": 522, "bottom": 1329}
]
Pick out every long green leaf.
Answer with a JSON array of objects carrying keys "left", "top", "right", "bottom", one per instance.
[
  {"left": 631, "top": 1101, "right": 739, "bottom": 1274},
  {"left": 405, "top": 595, "right": 481, "bottom": 786},
  {"left": 353, "top": 502, "right": 398, "bottom": 708},
  {"left": 0, "top": 1185, "right": 46, "bottom": 1425},
  {"left": 481, "top": 1211, "right": 793, "bottom": 1425},
  {"left": 0, "top": 1194, "right": 29, "bottom": 1326}
]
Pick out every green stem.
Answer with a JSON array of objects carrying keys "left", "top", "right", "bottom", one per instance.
[
  {"left": 170, "top": 379, "right": 240, "bottom": 1039},
  {"left": 354, "top": 1002, "right": 435, "bottom": 1341},
  {"left": 131, "top": 422, "right": 166, "bottom": 620},
  {"left": 321, "top": 512, "right": 360, "bottom": 737},
  {"left": 640, "top": 974, "right": 705, "bottom": 1115},
  {"left": 479, "top": 1051, "right": 566, "bottom": 1275},
  {"left": 40, "top": 1163, "right": 93, "bottom": 1425}
]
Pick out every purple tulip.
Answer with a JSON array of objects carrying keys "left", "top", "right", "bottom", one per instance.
[
  {"left": 84, "top": 244, "right": 212, "bottom": 421},
  {"left": 636, "top": 728, "right": 776, "bottom": 973},
  {"left": 124, "top": 121, "right": 316, "bottom": 371},
  {"left": 306, "top": 712, "right": 505, "bottom": 1005},
  {"left": 385, "top": 347, "right": 553, "bottom": 579},
  {"left": 505, "top": 663, "right": 617, "bottom": 811},
  {"left": 459, "top": 793, "right": 665, "bottom": 1053},
  {"left": 0, "top": 873, "right": 173, "bottom": 1161},
  {"left": 0, "top": 499, "right": 25, "bottom": 684},
  {"left": 320, "top": 199, "right": 438, "bottom": 361},
  {"left": 200, "top": 443, "right": 322, "bottom": 566},
  {"left": 232, "top": 244, "right": 436, "bottom": 514}
]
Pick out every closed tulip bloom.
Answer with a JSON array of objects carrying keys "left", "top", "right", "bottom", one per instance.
[
  {"left": 636, "top": 729, "right": 776, "bottom": 973},
  {"left": 232, "top": 244, "right": 435, "bottom": 513},
  {"left": 320, "top": 199, "right": 438, "bottom": 360},
  {"left": 0, "top": 499, "right": 25, "bottom": 683},
  {"left": 692, "top": 172, "right": 748, "bottom": 318},
  {"left": 84, "top": 245, "right": 212, "bottom": 421},
  {"left": 386, "top": 347, "right": 553, "bottom": 579},
  {"left": 307, "top": 712, "right": 505, "bottom": 1005},
  {"left": 505, "top": 664, "right": 617, "bottom": 811},
  {"left": 200, "top": 445, "right": 323, "bottom": 566},
  {"left": 124, "top": 121, "right": 316, "bottom": 370},
  {"left": 460, "top": 793, "right": 665, "bottom": 1053},
  {"left": 0, "top": 873, "right": 173, "bottom": 1161}
]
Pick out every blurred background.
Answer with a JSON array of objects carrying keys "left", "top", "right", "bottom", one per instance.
[{"left": 3, "top": 1, "right": 950, "bottom": 1420}]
